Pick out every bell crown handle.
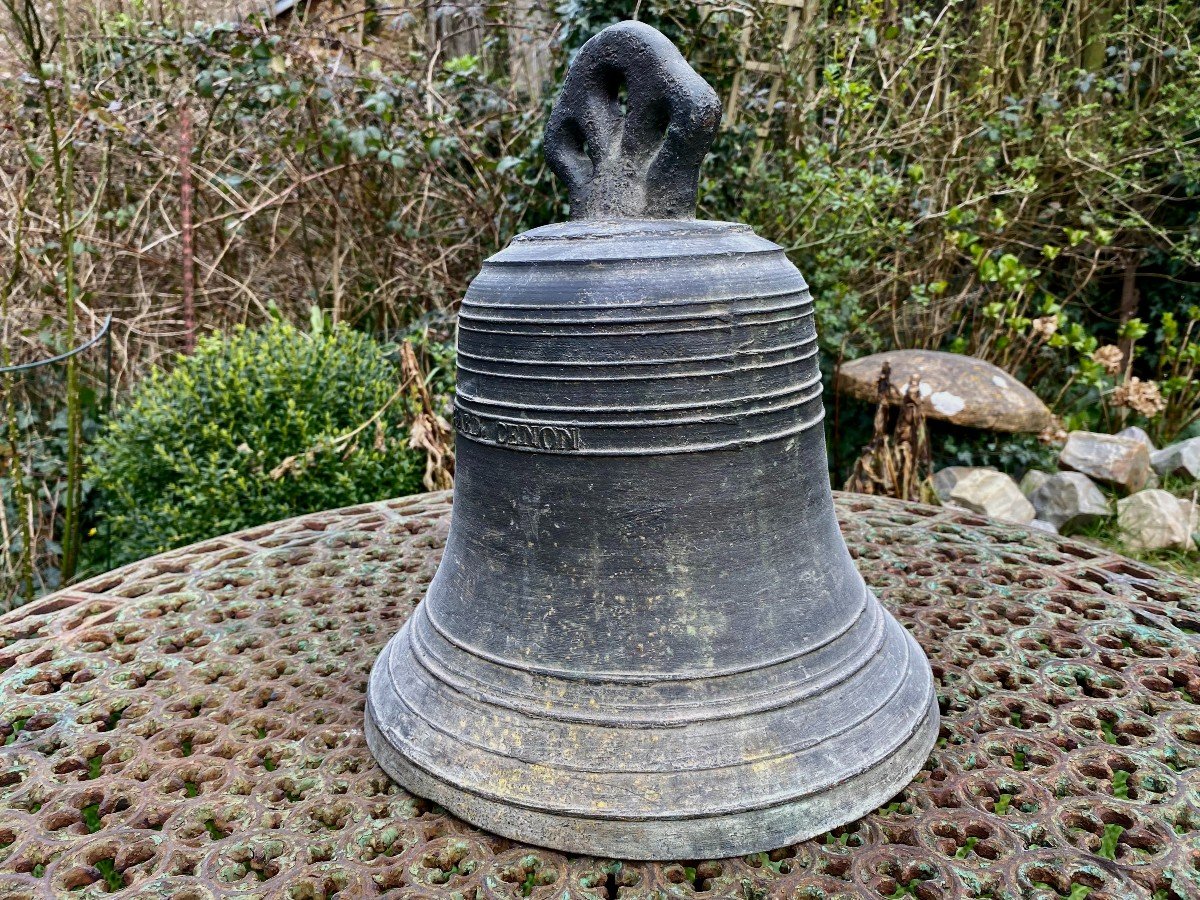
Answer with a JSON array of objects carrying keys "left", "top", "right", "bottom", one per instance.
[{"left": 544, "top": 21, "right": 721, "bottom": 221}]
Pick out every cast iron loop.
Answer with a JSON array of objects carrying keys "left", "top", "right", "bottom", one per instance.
[{"left": 544, "top": 21, "right": 721, "bottom": 220}]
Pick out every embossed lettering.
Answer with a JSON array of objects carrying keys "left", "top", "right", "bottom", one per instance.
[
  {"left": 453, "top": 410, "right": 484, "bottom": 438},
  {"left": 496, "top": 421, "right": 580, "bottom": 451},
  {"left": 455, "top": 410, "right": 581, "bottom": 451}
]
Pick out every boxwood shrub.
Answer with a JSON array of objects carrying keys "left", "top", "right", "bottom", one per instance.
[{"left": 89, "top": 317, "right": 424, "bottom": 567}]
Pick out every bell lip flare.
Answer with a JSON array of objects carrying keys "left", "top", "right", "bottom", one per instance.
[{"left": 365, "top": 586, "right": 939, "bottom": 860}]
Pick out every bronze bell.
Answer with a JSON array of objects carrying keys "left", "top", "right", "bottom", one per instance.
[{"left": 366, "top": 21, "right": 938, "bottom": 860}]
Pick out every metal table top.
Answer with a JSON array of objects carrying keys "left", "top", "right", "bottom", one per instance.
[{"left": 1, "top": 491, "right": 1196, "bottom": 899}]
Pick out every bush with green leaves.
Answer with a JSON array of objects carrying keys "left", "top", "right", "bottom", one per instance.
[{"left": 89, "top": 316, "right": 423, "bottom": 567}]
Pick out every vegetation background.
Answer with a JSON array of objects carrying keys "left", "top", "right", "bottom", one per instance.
[{"left": 3, "top": 0, "right": 1199, "bottom": 607}]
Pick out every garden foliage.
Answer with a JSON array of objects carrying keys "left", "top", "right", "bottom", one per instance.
[
  {"left": 87, "top": 315, "right": 424, "bottom": 568},
  {"left": 1, "top": 367, "right": 104, "bottom": 598},
  {"left": 711, "top": 0, "right": 1200, "bottom": 444}
]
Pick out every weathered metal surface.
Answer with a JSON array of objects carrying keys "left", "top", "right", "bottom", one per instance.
[
  {"left": 368, "top": 22, "right": 937, "bottom": 859},
  {"left": 543, "top": 21, "right": 721, "bottom": 220},
  {"left": 836, "top": 350, "right": 1053, "bottom": 433},
  {"left": 1, "top": 491, "right": 1197, "bottom": 896}
]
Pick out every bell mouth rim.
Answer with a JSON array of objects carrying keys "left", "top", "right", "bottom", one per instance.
[
  {"left": 364, "top": 598, "right": 941, "bottom": 819},
  {"left": 364, "top": 684, "right": 940, "bottom": 860},
  {"left": 369, "top": 601, "right": 931, "bottom": 767},
  {"left": 364, "top": 684, "right": 939, "bottom": 819}
]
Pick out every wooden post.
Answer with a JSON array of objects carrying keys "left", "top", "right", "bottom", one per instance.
[
  {"left": 720, "top": 0, "right": 809, "bottom": 167},
  {"left": 507, "top": 0, "right": 551, "bottom": 101}
]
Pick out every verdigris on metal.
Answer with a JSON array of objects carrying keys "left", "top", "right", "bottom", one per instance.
[{"left": 365, "top": 19, "right": 940, "bottom": 860}]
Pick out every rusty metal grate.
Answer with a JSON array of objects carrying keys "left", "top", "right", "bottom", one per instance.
[{"left": 0, "top": 491, "right": 1197, "bottom": 898}]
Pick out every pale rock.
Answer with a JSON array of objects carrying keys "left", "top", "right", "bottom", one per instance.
[
  {"left": 1029, "top": 519, "right": 1059, "bottom": 534},
  {"left": 1059, "top": 431, "right": 1151, "bottom": 492},
  {"left": 835, "top": 350, "right": 1052, "bottom": 433},
  {"left": 932, "top": 466, "right": 986, "bottom": 503},
  {"left": 1028, "top": 472, "right": 1110, "bottom": 533},
  {"left": 1117, "top": 490, "right": 1195, "bottom": 552},
  {"left": 1116, "top": 425, "right": 1156, "bottom": 453},
  {"left": 1181, "top": 498, "right": 1199, "bottom": 547},
  {"left": 945, "top": 469, "right": 1036, "bottom": 523},
  {"left": 1020, "top": 470, "right": 1051, "bottom": 497},
  {"left": 1150, "top": 436, "right": 1200, "bottom": 481}
]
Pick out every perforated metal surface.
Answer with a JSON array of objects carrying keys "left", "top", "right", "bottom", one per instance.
[{"left": 0, "top": 491, "right": 1197, "bottom": 899}]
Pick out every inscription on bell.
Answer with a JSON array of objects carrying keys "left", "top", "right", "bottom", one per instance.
[{"left": 454, "top": 409, "right": 581, "bottom": 452}]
